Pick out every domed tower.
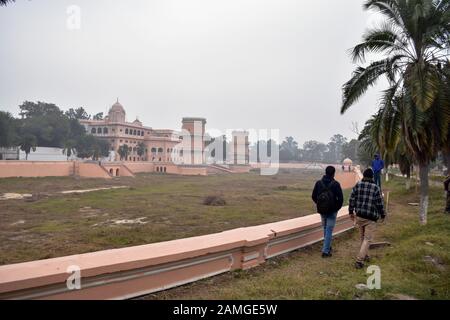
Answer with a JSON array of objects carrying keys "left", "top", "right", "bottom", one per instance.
[{"left": 108, "top": 99, "right": 126, "bottom": 123}]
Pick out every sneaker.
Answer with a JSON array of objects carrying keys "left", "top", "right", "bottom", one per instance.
[
  {"left": 322, "top": 252, "right": 332, "bottom": 258},
  {"left": 355, "top": 261, "right": 364, "bottom": 269}
]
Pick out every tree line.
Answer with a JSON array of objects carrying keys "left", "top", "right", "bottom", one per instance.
[
  {"left": 248, "top": 134, "right": 362, "bottom": 164},
  {"left": 0, "top": 101, "right": 110, "bottom": 160}
]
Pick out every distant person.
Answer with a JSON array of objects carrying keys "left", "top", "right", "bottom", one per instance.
[
  {"left": 312, "top": 166, "right": 344, "bottom": 258},
  {"left": 349, "top": 168, "right": 386, "bottom": 269},
  {"left": 445, "top": 175, "right": 450, "bottom": 214},
  {"left": 371, "top": 154, "right": 384, "bottom": 188}
]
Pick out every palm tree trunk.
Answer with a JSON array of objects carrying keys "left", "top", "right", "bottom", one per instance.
[
  {"left": 445, "top": 151, "right": 450, "bottom": 176},
  {"left": 419, "top": 163, "right": 430, "bottom": 225},
  {"left": 405, "top": 166, "right": 411, "bottom": 190}
]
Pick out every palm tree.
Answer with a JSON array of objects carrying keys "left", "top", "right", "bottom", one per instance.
[
  {"left": 19, "top": 134, "right": 37, "bottom": 160},
  {"left": 62, "top": 139, "right": 76, "bottom": 160},
  {"left": 118, "top": 144, "right": 129, "bottom": 161},
  {"left": 341, "top": 0, "right": 450, "bottom": 225},
  {"left": 137, "top": 142, "right": 146, "bottom": 160},
  {"left": 0, "top": 0, "right": 15, "bottom": 6}
]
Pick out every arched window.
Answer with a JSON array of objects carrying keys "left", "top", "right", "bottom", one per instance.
[
  {"left": 91, "top": 128, "right": 96, "bottom": 134},
  {"left": 97, "top": 128, "right": 102, "bottom": 134},
  {"left": 151, "top": 148, "right": 157, "bottom": 153},
  {"left": 156, "top": 167, "right": 159, "bottom": 172},
  {"left": 103, "top": 127, "right": 108, "bottom": 134},
  {"left": 109, "top": 169, "right": 113, "bottom": 175},
  {"left": 164, "top": 167, "right": 167, "bottom": 173},
  {"left": 159, "top": 157, "right": 162, "bottom": 162},
  {"left": 141, "top": 131, "right": 144, "bottom": 136},
  {"left": 125, "top": 128, "right": 129, "bottom": 134},
  {"left": 158, "top": 148, "right": 163, "bottom": 153},
  {"left": 133, "top": 130, "right": 137, "bottom": 135},
  {"left": 116, "top": 169, "right": 120, "bottom": 176}
]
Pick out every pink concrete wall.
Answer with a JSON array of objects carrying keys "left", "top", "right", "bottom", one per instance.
[
  {"left": 0, "top": 209, "right": 354, "bottom": 300},
  {"left": 124, "top": 162, "right": 155, "bottom": 173},
  {"left": 77, "top": 163, "right": 112, "bottom": 179},
  {"left": 101, "top": 164, "right": 134, "bottom": 177},
  {"left": 0, "top": 161, "right": 73, "bottom": 178},
  {"left": 178, "top": 166, "right": 208, "bottom": 176},
  {"left": 229, "top": 165, "right": 252, "bottom": 173}
]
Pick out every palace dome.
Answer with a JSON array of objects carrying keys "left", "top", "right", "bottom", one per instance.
[{"left": 108, "top": 99, "right": 126, "bottom": 123}]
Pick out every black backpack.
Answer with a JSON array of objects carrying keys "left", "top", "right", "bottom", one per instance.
[{"left": 317, "top": 180, "right": 336, "bottom": 215}]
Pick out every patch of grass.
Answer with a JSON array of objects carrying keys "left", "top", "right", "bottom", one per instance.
[{"left": 0, "top": 169, "right": 321, "bottom": 265}]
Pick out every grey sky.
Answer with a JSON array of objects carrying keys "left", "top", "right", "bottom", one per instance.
[{"left": 0, "top": 0, "right": 385, "bottom": 145}]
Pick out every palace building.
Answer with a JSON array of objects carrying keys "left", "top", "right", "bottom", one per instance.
[{"left": 79, "top": 100, "right": 207, "bottom": 164}]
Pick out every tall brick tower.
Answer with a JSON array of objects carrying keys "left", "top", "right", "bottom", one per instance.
[
  {"left": 181, "top": 118, "right": 207, "bottom": 165},
  {"left": 232, "top": 131, "right": 250, "bottom": 165}
]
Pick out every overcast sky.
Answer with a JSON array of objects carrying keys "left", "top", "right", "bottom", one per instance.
[{"left": 0, "top": 0, "right": 386, "bottom": 145}]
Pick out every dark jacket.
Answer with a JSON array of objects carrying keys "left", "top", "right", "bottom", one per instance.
[
  {"left": 312, "top": 175, "right": 344, "bottom": 214},
  {"left": 349, "top": 178, "right": 385, "bottom": 221}
]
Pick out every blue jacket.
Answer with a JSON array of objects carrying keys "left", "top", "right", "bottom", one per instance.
[{"left": 372, "top": 158, "right": 384, "bottom": 173}]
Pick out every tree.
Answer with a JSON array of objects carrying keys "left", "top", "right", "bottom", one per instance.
[
  {"left": 0, "top": 111, "right": 18, "bottom": 147},
  {"left": 280, "top": 137, "right": 299, "bottom": 162},
  {"left": 19, "top": 134, "right": 37, "bottom": 160},
  {"left": 92, "top": 139, "right": 110, "bottom": 160},
  {"left": 341, "top": 139, "right": 360, "bottom": 163},
  {"left": 65, "top": 107, "right": 91, "bottom": 120},
  {"left": 0, "top": 0, "right": 15, "bottom": 6},
  {"left": 341, "top": 0, "right": 450, "bottom": 225},
  {"left": 75, "top": 135, "right": 110, "bottom": 160},
  {"left": 18, "top": 101, "right": 70, "bottom": 148},
  {"left": 62, "top": 139, "right": 76, "bottom": 160},
  {"left": 137, "top": 142, "right": 146, "bottom": 160},
  {"left": 93, "top": 112, "right": 104, "bottom": 121},
  {"left": 302, "top": 140, "right": 327, "bottom": 162},
  {"left": 118, "top": 144, "right": 130, "bottom": 161}
]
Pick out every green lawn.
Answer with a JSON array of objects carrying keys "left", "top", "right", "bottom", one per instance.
[
  {"left": 146, "top": 175, "right": 450, "bottom": 300},
  {"left": 0, "top": 169, "right": 323, "bottom": 265}
]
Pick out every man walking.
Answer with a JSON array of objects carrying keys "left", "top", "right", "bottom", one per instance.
[
  {"left": 349, "top": 168, "right": 386, "bottom": 269},
  {"left": 371, "top": 154, "right": 384, "bottom": 189},
  {"left": 312, "top": 166, "right": 344, "bottom": 258}
]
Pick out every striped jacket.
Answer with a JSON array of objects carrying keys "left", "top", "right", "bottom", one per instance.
[{"left": 349, "top": 178, "right": 385, "bottom": 221}]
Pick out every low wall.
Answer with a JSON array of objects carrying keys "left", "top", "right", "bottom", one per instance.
[
  {"left": 124, "top": 162, "right": 155, "bottom": 173},
  {"left": 77, "top": 163, "right": 112, "bottom": 179},
  {"left": 101, "top": 163, "right": 135, "bottom": 177},
  {"left": 229, "top": 165, "right": 252, "bottom": 173},
  {"left": 0, "top": 161, "right": 73, "bottom": 178},
  {"left": 177, "top": 165, "right": 208, "bottom": 176},
  {"left": 0, "top": 209, "right": 354, "bottom": 300}
]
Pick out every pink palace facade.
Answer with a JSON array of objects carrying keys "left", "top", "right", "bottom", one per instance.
[{"left": 79, "top": 100, "right": 206, "bottom": 164}]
